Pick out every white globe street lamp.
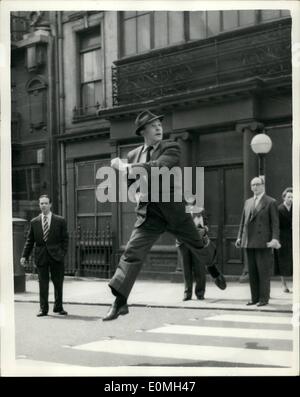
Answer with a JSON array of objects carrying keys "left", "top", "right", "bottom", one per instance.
[{"left": 250, "top": 132, "right": 273, "bottom": 179}]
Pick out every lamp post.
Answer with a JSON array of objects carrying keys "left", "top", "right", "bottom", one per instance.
[{"left": 250, "top": 132, "right": 273, "bottom": 181}]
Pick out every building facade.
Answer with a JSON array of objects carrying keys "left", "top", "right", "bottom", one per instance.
[{"left": 11, "top": 10, "right": 292, "bottom": 279}]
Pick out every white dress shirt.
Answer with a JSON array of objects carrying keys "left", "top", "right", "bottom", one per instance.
[
  {"left": 138, "top": 141, "right": 160, "bottom": 164},
  {"left": 253, "top": 192, "right": 264, "bottom": 207}
]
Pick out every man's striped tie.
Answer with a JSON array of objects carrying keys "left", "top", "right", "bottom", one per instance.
[{"left": 43, "top": 215, "right": 49, "bottom": 242}]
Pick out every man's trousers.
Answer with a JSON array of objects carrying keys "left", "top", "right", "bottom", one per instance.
[
  {"left": 177, "top": 244, "right": 206, "bottom": 298},
  {"left": 109, "top": 202, "right": 220, "bottom": 299},
  {"left": 245, "top": 248, "right": 273, "bottom": 303},
  {"left": 36, "top": 252, "right": 65, "bottom": 313}
]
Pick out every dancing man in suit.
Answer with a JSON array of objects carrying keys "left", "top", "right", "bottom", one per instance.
[
  {"left": 103, "top": 109, "right": 226, "bottom": 321},
  {"left": 20, "top": 195, "right": 69, "bottom": 317},
  {"left": 235, "top": 177, "right": 280, "bottom": 307}
]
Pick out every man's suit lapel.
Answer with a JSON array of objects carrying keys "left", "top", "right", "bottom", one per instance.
[
  {"left": 133, "top": 146, "right": 144, "bottom": 163},
  {"left": 151, "top": 141, "right": 162, "bottom": 160},
  {"left": 47, "top": 214, "right": 56, "bottom": 240},
  {"left": 245, "top": 199, "right": 254, "bottom": 222},
  {"left": 37, "top": 214, "right": 44, "bottom": 237}
]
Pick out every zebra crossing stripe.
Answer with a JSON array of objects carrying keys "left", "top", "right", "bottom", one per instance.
[
  {"left": 205, "top": 314, "right": 292, "bottom": 325},
  {"left": 71, "top": 340, "right": 292, "bottom": 367},
  {"left": 147, "top": 325, "right": 292, "bottom": 340}
]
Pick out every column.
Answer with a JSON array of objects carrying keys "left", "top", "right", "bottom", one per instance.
[
  {"left": 169, "top": 131, "right": 192, "bottom": 280},
  {"left": 109, "top": 139, "right": 119, "bottom": 277}
]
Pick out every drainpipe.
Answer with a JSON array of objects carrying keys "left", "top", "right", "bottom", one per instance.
[
  {"left": 57, "top": 11, "right": 66, "bottom": 218},
  {"left": 47, "top": 26, "right": 55, "bottom": 206}
]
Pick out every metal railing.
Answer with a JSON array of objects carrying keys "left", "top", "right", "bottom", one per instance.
[{"left": 24, "top": 225, "right": 116, "bottom": 279}]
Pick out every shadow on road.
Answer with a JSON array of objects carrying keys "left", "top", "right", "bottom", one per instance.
[
  {"left": 132, "top": 361, "right": 280, "bottom": 367},
  {"left": 47, "top": 314, "right": 101, "bottom": 321}
]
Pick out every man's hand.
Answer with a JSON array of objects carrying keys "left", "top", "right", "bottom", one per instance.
[
  {"left": 111, "top": 157, "right": 128, "bottom": 172},
  {"left": 235, "top": 239, "right": 241, "bottom": 248},
  {"left": 267, "top": 239, "right": 281, "bottom": 249},
  {"left": 20, "top": 257, "right": 26, "bottom": 267}
]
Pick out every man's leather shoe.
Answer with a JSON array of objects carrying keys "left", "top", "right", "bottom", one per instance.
[
  {"left": 182, "top": 294, "right": 191, "bottom": 301},
  {"left": 197, "top": 296, "right": 205, "bottom": 300},
  {"left": 239, "top": 273, "right": 249, "bottom": 283},
  {"left": 257, "top": 302, "right": 268, "bottom": 307},
  {"left": 57, "top": 310, "right": 68, "bottom": 315},
  {"left": 246, "top": 301, "right": 258, "bottom": 306},
  {"left": 102, "top": 302, "right": 129, "bottom": 321},
  {"left": 53, "top": 308, "right": 68, "bottom": 315},
  {"left": 36, "top": 311, "right": 48, "bottom": 317},
  {"left": 214, "top": 274, "right": 227, "bottom": 290}
]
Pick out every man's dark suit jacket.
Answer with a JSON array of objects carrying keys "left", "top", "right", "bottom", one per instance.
[
  {"left": 126, "top": 140, "right": 182, "bottom": 227},
  {"left": 22, "top": 214, "right": 68, "bottom": 266},
  {"left": 237, "top": 194, "right": 279, "bottom": 248}
]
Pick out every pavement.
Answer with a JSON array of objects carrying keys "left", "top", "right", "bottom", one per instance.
[{"left": 14, "top": 274, "right": 293, "bottom": 313}]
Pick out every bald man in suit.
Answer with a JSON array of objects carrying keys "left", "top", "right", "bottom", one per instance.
[{"left": 235, "top": 177, "right": 280, "bottom": 307}]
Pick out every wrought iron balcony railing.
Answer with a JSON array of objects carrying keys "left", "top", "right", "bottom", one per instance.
[
  {"left": 11, "top": 15, "right": 30, "bottom": 42},
  {"left": 112, "top": 19, "right": 291, "bottom": 107}
]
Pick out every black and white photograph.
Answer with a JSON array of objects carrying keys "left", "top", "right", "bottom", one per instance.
[{"left": 0, "top": 0, "right": 299, "bottom": 378}]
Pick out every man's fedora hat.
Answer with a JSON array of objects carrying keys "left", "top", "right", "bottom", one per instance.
[{"left": 135, "top": 110, "right": 164, "bottom": 136}]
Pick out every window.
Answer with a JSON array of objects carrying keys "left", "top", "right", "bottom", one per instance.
[
  {"left": 120, "top": 10, "right": 290, "bottom": 57},
  {"left": 78, "top": 27, "right": 103, "bottom": 114},
  {"left": 12, "top": 166, "right": 41, "bottom": 200},
  {"left": 75, "top": 158, "right": 111, "bottom": 231},
  {"left": 122, "top": 11, "right": 151, "bottom": 56},
  {"left": 121, "top": 11, "right": 185, "bottom": 56},
  {"left": 26, "top": 77, "right": 47, "bottom": 131},
  {"left": 154, "top": 11, "right": 185, "bottom": 48},
  {"left": 189, "top": 11, "right": 207, "bottom": 40}
]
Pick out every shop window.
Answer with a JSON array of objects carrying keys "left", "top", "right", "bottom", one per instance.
[{"left": 75, "top": 158, "right": 111, "bottom": 231}]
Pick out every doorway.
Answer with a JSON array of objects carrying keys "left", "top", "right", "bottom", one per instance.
[{"left": 204, "top": 164, "right": 244, "bottom": 275}]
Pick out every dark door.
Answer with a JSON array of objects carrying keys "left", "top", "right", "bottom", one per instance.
[{"left": 204, "top": 164, "right": 244, "bottom": 275}]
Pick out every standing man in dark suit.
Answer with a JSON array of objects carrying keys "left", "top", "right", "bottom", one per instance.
[
  {"left": 235, "top": 177, "right": 280, "bottom": 307},
  {"left": 103, "top": 109, "right": 226, "bottom": 321},
  {"left": 20, "top": 195, "right": 69, "bottom": 317},
  {"left": 177, "top": 202, "right": 209, "bottom": 301}
]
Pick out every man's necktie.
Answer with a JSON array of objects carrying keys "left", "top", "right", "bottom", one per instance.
[
  {"left": 145, "top": 145, "right": 153, "bottom": 162},
  {"left": 43, "top": 215, "right": 49, "bottom": 242}
]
